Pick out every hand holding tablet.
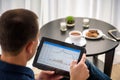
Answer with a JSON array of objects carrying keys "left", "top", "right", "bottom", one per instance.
[
  {"left": 70, "top": 54, "right": 89, "bottom": 80},
  {"left": 33, "top": 37, "right": 86, "bottom": 77}
]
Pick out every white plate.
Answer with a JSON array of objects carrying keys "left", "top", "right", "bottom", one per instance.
[
  {"left": 65, "top": 37, "right": 87, "bottom": 46},
  {"left": 82, "top": 29, "right": 103, "bottom": 39}
]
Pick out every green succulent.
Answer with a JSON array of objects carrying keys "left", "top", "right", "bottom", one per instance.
[{"left": 66, "top": 16, "right": 75, "bottom": 24}]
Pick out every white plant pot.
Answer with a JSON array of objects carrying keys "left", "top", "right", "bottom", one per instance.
[{"left": 66, "top": 23, "right": 75, "bottom": 28}]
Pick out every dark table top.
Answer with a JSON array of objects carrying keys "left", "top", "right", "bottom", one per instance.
[{"left": 40, "top": 17, "right": 119, "bottom": 56}]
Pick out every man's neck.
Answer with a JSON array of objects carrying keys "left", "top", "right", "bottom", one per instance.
[{"left": 1, "top": 51, "right": 27, "bottom": 66}]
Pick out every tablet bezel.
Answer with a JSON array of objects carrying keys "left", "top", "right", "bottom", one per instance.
[{"left": 33, "top": 37, "right": 86, "bottom": 77}]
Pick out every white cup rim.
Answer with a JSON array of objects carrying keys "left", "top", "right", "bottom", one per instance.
[{"left": 69, "top": 30, "right": 82, "bottom": 40}]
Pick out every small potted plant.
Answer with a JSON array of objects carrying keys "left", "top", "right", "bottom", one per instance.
[{"left": 66, "top": 16, "right": 75, "bottom": 28}]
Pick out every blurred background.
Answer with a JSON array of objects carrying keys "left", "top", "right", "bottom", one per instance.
[{"left": 0, "top": 0, "right": 120, "bottom": 66}]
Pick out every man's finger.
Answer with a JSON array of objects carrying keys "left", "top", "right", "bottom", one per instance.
[
  {"left": 70, "top": 60, "right": 77, "bottom": 68},
  {"left": 53, "top": 75, "right": 64, "bottom": 80},
  {"left": 78, "top": 54, "right": 86, "bottom": 65},
  {"left": 40, "top": 70, "right": 55, "bottom": 75}
]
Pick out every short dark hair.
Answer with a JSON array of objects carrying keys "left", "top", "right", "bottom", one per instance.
[{"left": 0, "top": 9, "right": 38, "bottom": 55}]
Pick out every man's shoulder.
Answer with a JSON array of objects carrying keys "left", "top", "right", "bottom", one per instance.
[{"left": 0, "top": 60, "right": 35, "bottom": 80}]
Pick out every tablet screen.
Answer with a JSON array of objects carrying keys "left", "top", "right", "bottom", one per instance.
[
  {"left": 37, "top": 41, "right": 81, "bottom": 72},
  {"left": 33, "top": 37, "right": 85, "bottom": 76}
]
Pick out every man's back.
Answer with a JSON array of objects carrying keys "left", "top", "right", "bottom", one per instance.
[{"left": 0, "top": 60, "right": 34, "bottom": 80}]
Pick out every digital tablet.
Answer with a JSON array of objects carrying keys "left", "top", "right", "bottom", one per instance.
[{"left": 33, "top": 37, "right": 86, "bottom": 77}]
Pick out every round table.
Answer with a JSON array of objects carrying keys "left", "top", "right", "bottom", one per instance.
[{"left": 40, "top": 17, "right": 119, "bottom": 77}]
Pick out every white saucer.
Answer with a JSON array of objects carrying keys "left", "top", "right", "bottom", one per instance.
[
  {"left": 65, "top": 37, "right": 87, "bottom": 46},
  {"left": 82, "top": 29, "right": 103, "bottom": 39}
]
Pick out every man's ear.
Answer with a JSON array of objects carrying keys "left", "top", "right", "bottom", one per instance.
[{"left": 26, "top": 41, "right": 35, "bottom": 54}]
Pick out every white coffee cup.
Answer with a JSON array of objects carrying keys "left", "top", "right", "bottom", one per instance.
[{"left": 69, "top": 30, "right": 82, "bottom": 45}]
